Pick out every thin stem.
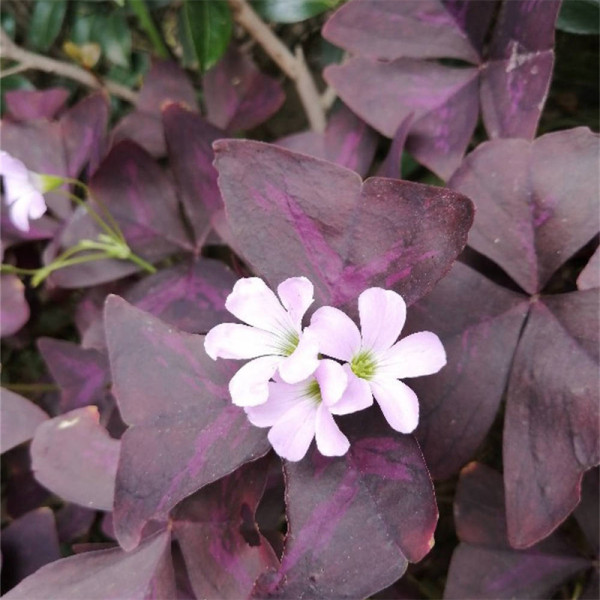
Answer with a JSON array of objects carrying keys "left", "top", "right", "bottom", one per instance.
[
  {"left": 127, "top": 252, "right": 156, "bottom": 273},
  {"left": 0, "top": 63, "right": 29, "bottom": 78},
  {"left": 128, "top": 0, "right": 169, "bottom": 58},
  {"left": 227, "top": 0, "right": 326, "bottom": 133},
  {"left": 61, "top": 190, "right": 122, "bottom": 241},
  {"left": 0, "top": 28, "right": 138, "bottom": 103},
  {"left": 30, "top": 252, "right": 111, "bottom": 286}
]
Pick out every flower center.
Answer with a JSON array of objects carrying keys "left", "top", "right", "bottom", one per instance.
[
  {"left": 351, "top": 350, "right": 377, "bottom": 380},
  {"left": 305, "top": 379, "right": 322, "bottom": 404},
  {"left": 279, "top": 330, "right": 300, "bottom": 356}
]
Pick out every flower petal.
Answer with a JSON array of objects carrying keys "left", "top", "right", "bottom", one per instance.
[
  {"left": 225, "top": 277, "right": 295, "bottom": 335},
  {"left": 278, "top": 329, "right": 319, "bottom": 383},
  {"left": 0, "top": 151, "right": 29, "bottom": 180},
  {"left": 314, "top": 359, "right": 347, "bottom": 407},
  {"left": 204, "top": 323, "right": 279, "bottom": 360},
  {"left": 330, "top": 367, "right": 373, "bottom": 415},
  {"left": 358, "top": 287, "right": 406, "bottom": 353},
  {"left": 229, "top": 355, "right": 281, "bottom": 407},
  {"left": 9, "top": 197, "right": 35, "bottom": 232},
  {"left": 277, "top": 276, "right": 314, "bottom": 330},
  {"left": 315, "top": 404, "right": 350, "bottom": 457},
  {"left": 377, "top": 331, "right": 446, "bottom": 379},
  {"left": 370, "top": 378, "right": 419, "bottom": 433},
  {"left": 245, "top": 381, "right": 306, "bottom": 427},
  {"left": 267, "top": 400, "right": 316, "bottom": 461},
  {"left": 308, "top": 306, "right": 361, "bottom": 362}
]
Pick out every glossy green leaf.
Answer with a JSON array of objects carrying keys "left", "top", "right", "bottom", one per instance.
[
  {"left": 182, "top": 0, "right": 232, "bottom": 72},
  {"left": 101, "top": 12, "right": 132, "bottom": 67},
  {"left": 557, "top": 0, "right": 600, "bottom": 34},
  {"left": 253, "top": 0, "right": 339, "bottom": 23},
  {"left": 27, "top": 0, "right": 68, "bottom": 52}
]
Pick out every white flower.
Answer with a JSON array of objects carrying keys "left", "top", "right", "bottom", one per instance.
[{"left": 204, "top": 277, "right": 319, "bottom": 407}]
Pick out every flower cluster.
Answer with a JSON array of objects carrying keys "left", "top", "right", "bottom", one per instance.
[{"left": 205, "top": 277, "right": 446, "bottom": 461}]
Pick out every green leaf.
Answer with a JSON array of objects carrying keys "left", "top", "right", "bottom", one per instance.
[
  {"left": 27, "top": 0, "right": 68, "bottom": 52},
  {"left": 557, "top": 0, "right": 600, "bottom": 34},
  {"left": 182, "top": 0, "right": 232, "bottom": 72},
  {"left": 101, "top": 11, "right": 132, "bottom": 67},
  {"left": 252, "top": 0, "right": 340, "bottom": 23}
]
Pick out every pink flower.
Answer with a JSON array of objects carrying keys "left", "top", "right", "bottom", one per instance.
[
  {"left": 308, "top": 288, "right": 446, "bottom": 434},
  {"left": 205, "top": 277, "right": 320, "bottom": 407},
  {"left": 245, "top": 359, "right": 371, "bottom": 461},
  {"left": 0, "top": 151, "right": 48, "bottom": 231}
]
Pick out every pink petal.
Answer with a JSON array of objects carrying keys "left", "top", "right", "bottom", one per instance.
[
  {"left": 277, "top": 276, "right": 314, "bottom": 330},
  {"left": 308, "top": 306, "right": 361, "bottom": 362},
  {"left": 204, "top": 323, "right": 278, "bottom": 360},
  {"left": 278, "top": 329, "right": 319, "bottom": 383},
  {"left": 370, "top": 378, "right": 419, "bottom": 434},
  {"left": 358, "top": 287, "right": 406, "bottom": 353},
  {"left": 245, "top": 381, "right": 307, "bottom": 427},
  {"left": 377, "top": 331, "right": 446, "bottom": 379},
  {"left": 27, "top": 192, "right": 48, "bottom": 220},
  {"left": 267, "top": 400, "right": 317, "bottom": 461},
  {"left": 315, "top": 404, "right": 350, "bottom": 457},
  {"left": 229, "top": 355, "right": 281, "bottom": 406},
  {"left": 225, "top": 277, "right": 295, "bottom": 334},
  {"left": 8, "top": 197, "right": 34, "bottom": 232},
  {"left": 314, "top": 359, "right": 347, "bottom": 407},
  {"left": 330, "top": 367, "right": 373, "bottom": 415},
  {"left": 0, "top": 151, "right": 29, "bottom": 180}
]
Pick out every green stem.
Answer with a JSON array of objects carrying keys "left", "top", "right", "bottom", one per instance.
[
  {"left": 30, "top": 252, "right": 110, "bottom": 287},
  {"left": 127, "top": 251, "right": 156, "bottom": 273},
  {"left": 128, "top": 0, "right": 169, "bottom": 58}
]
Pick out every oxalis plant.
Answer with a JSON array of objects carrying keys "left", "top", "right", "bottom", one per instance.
[{"left": 0, "top": 0, "right": 598, "bottom": 599}]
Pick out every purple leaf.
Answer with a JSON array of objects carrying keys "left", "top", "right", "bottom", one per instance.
[
  {"left": 574, "top": 468, "right": 599, "bottom": 554},
  {"left": 5, "top": 88, "right": 70, "bottom": 121},
  {"left": 403, "top": 262, "right": 529, "bottom": 480},
  {"left": 376, "top": 114, "right": 413, "bottom": 179},
  {"left": 278, "top": 104, "right": 379, "bottom": 178},
  {"left": 31, "top": 406, "right": 120, "bottom": 511},
  {"left": 255, "top": 413, "right": 437, "bottom": 598},
  {"left": 55, "top": 504, "right": 97, "bottom": 544},
  {"left": 445, "top": 463, "right": 590, "bottom": 599},
  {"left": 322, "top": 0, "right": 481, "bottom": 63},
  {"left": 124, "top": 258, "right": 238, "bottom": 334},
  {"left": 1, "top": 508, "right": 61, "bottom": 592},
  {"left": 449, "top": 128, "right": 600, "bottom": 294},
  {"left": 60, "top": 92, "right": 109, "bottom": 177},
  {"left": 173, "top": 458, "right": 279, "bottom": 599},
  {"left": 0, "top": 389, "right": 48, "bottom": 453},
  {"left": 37, "top": 338, "right": 111, "bottom": 414},
  {"left": 578, "top": 247, "right": 600, "bottom": 291},
  {"left": 104, "top": 296, "right": 270, "bottom": 550},
  {"left": 0, "top": 275, "right": 30, "bottom": 338},
  {"left": 214, "top": 139, "right": 473, "bottom": 311},
  {"left": 3, "top": 529, "right": 175, "bottom": 600},
  {"left": 162, "top": 103, "right": 225, "bottom": 245},
  {"left": 203, "top": 44, "right": 285, "bottom": 132},
  {"left": 504, "top": 291, "right": 599, "bottom": 549},
  {"left": 113, "top": 60, "right": 197, "bottom": 157}
]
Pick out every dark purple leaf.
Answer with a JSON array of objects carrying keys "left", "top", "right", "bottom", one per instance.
[
  {"left": 214, "top": 139, "right": 474, "bottom": 312},
  {"left": 173, "top": 457, "right": 279, "bottom": 599},
  {"left": 203, "top": 44, "right": 285, "bottom": 132},
  {"left": 0, "top": 389, "right": 48, "bottom": 453},
  {"left": 445, "top": 463, "right": 590, "bottom": 599},
  {"left": 322, "top": 0, "right": 481, "bottom": 63},
  {"left": 376, "top": 114, "right": 413, "bottom": 179},
  {"left": 578, "top": 247, "right": 599, "bottom": 291},
  {"left": 124, "top": 258, "right": 238, "bottom": 334},
  {"left": 403, "top": 262, "right": 529, "bottom": 480},
  {"left": 324, "top": 59, "right": 479, "bottom": 179},
  {"left": 5, "top": 87, "right": 70, "bottom": 121},
  {"left": 441, "top": 0, "right": 498, "bottom": 55},
  {"left": 449, "top": 128, "right": 600, "bottom": 294},
  {"left": 3, "top": 529, "right": 175, "bottom": 600},
  {"left": 60, "top": 92, "right": 109, "bottom": 177},
  {"left": 104, "top": 296, "right": 270, "bottom": 550},
  {"left": 254, "top": 412, "right": 437, "bottom": 598},
  {"left": 113, "top": 60, "right": 197, "bottom": 157},
  {"left": 504, "top": 291, "right": 599, "bottom": 549},
  {"left": 278, "top": 104, "right": 379, "bottom": 178},
  {"left": 55, "top": 504, "right": 97, "bottom": 544},
  {"left": 31, "top": 406, "right": 120, "bottom": 511},
  {"left": 162, "top": 102, "right": 225, "bottom": 245},
  {"left": 0, "top": 212, "right": 59, "bottom": 248},
  {"left": 37, "top": 338, "right": 111, "bottom": 414},
  {"left": 0, "top": 275, "right": 30, "bottom": 338},
  {"left": 1, "top": 508, "right": 61, "bottom": 592}
]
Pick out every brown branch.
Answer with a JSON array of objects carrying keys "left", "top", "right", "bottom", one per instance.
[
  {"left": 227, "top": 0, "right": 326, "bottom": 133},
  {"left": 0, "top": 29, "right": 138, "bottom": 104}
]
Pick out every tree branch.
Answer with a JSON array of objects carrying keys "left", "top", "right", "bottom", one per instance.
[
  {"left": 0, "top": 29, "right": 139, "bottom": 104},
  {"left": 227, "top": 0, "right": 326, "bottom": 133}
]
